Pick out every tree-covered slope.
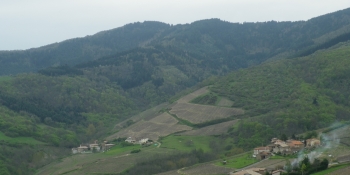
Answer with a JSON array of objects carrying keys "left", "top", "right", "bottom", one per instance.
[
  {"left": 1, "top": 8, "right": 350, "bottom": 75},
  {"left": 208, "top": 42, "right": 350, "bottom": 148},
  {"left": 0, "top": 21, "right": 170, "bottom": 75}
]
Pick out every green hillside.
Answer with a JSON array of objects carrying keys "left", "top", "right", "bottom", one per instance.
[
  {"left": 0, "top": 8, "right": 350, "bottom": 175},
  {"left": 1, "top": 8, "right": 350, "bottom": 75},
  {"left": 208, "top": 42, "right": 350, "bottom": 148}
]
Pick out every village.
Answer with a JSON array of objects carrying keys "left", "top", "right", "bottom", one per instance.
[
  {"left": 71, "top": 137, "right": 151, "bottom": 154},
  {"left": 229, "top": 137, "right": 321, "bottom": 175}
]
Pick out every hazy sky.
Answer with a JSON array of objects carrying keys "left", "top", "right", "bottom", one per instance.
[{"left": 1, "top": 0, "right": 350, "bottom": 50}]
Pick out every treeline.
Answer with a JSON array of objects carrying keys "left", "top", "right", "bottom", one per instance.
[
  {"left": 119, "top": 149, "right": 217, "bottom": 175},
  {"left": 295, "top": 32, "right": 350, "bottom": 57},
  {"left": 38, "top": 65, "right": 83, "bottom": 76}
]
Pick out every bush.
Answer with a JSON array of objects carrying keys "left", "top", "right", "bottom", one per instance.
[{"left": 130, "top": 149, "right": 141, "bottom": 154}]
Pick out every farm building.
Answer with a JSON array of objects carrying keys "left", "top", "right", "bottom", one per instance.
[
  {"left": 139, "top": 138, "right": 149, "bottom": 144},
  {"left": 77, "top": 145, "right": 88, "bottom": 153},
  {"left": 306, "top": 138, "right": 321, "bottom": 147},
  {"left": 230, "top": 168, "right": 266, "bottom": 175},
  {"left": 125, "top": 137, "right": 136, "bottom": 143},
  {"left": 287, "top": 140, "right": 304, "bottom": 148},
  {"left": 102, "top": 143, "right": 115, "bottom": 151},
  {"left": 256, "top": 151, "right": 271, "bottom": 160},
  {"left": 253, "top": 147, "right": 270, "bottom": 155},
  {"left": 271, "top": 169, "right": 286, "bottom": 175}
]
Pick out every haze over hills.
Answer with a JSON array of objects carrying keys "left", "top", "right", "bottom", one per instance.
[{"left": 0, "top": 7, "right": 350, "bottom": 175}]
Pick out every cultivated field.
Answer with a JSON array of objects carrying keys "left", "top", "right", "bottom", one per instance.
[
  {"left": 109, "top": 112, "right": 191, "bottom": 141},
  {"left": 179, "top": 163, "right": 235, "bottom": 175},
  {"left": 176, "top": 87, "right": 209, "bottom": 103},
  {"left": 113, "top": 102, "right": 172, "bottom": 131},
  {"left": 180, "top": 120, "right": 239, "bottom": 136},
  {"left": 36, "top": 146, "right": 178, "bottom": 175},
  {"left": 217, "top": 97, "right": 234, "bottom": 107},
  {"left": 170, "top": 103, "right": 244, "bottom": 124},
  {"left": 243, "top": 159, "right": 286, "bottom": 170}
]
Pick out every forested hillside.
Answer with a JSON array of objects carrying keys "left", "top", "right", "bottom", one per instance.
[
  {"left": 0, "top": 21, "right": 170, "bottom": 75},
  {"left": 1, "top": 8, "right": 350, "bottom": 75},
  {"left": 209, "top": 42, "right": 350, "bottom": 148}
]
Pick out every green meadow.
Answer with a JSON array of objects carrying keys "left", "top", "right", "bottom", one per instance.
[
  {"left": 215, "top": 153, "right": 258, "bottom": 169},
  {"left": 0, "top": 131, "right": 45, "bottom": 145}
]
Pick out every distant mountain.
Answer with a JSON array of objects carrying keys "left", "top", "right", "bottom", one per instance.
[{"left": 1, "top": 8, "right": 350, "bottom": 75}]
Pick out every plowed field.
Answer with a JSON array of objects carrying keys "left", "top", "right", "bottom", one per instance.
[
  {"left": 170, "top": 103, "right": 243, "bottom": 124},
  {"left": 111, "top": 112, "right": 191, "bottom": 141}
]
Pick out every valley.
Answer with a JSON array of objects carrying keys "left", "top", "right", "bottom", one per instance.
[{"left": 1, "top": 7, "right": 350, "bottom": 175}]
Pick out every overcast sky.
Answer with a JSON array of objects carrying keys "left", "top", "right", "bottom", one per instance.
[{"left": 1, "top": 0, "right": 350, "bottom": 51}]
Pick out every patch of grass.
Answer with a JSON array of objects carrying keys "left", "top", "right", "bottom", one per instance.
[
  {"left": 311, "top": 163, "right": 350, "bottom": 175},
  {"left": 269, "top": 154, "right": 297, "bottom": 159},
  {"left": 215, "top": 153, "right": 258, "bottom": 169},
  {"left": 0, "top": 132, "right": 45, "bottom": 145},
  {"left": 104, "top": 144, "right": 142, "bottom": 155},
  {"left": 160, "top": 135, "right": 216, "bottom": 152}
]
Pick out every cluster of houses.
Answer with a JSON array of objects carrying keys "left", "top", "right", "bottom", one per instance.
[
  {"left": 72, "top": 140, "right": 115, "bottom": 154},
  {"left": 72, "top": 137, "right": 151, "bottom": 154},
  {"left": 230, "top": 138, "right": 321, "bottom": 175},
  {"left": 125, "top": 137, "right": 150, "bottom": 145},
  {"left": 253, "top": 138, "right": 321, "bottom": 160}
]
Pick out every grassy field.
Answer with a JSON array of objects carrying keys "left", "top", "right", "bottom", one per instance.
[
  {"left": 215, "top": 153, "right": 258, "bottom": 169},
  {"left": 0, "top": 131, "right": 45, "bottom": 145},
  {"left": 160, "top": 135, "right": 217, "bottom": 152},
  {"left": 311, "top": 163, "right": 350, "bottom": 175},
  {"left": 269, "top": 154, "right": 297, "bottom": 160}
]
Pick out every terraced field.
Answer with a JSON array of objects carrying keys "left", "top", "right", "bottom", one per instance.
[
  {"left": 217, "top": 97, "right": 234, "bottom": 107},
  {"left": 113, "top": 102, "right": 171, "bottom": 130},
  {"left": 180, "top": 120, "right": 239, "bottom": 136},
  {"left": 176, "top": 87, "right": 209, "bottom": 103},
  {"left": 170, "top": 103, "right": 243, "bottom": 124},
  {"left": 109, "top": 112, "right": 191, "bottom": 141}
]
